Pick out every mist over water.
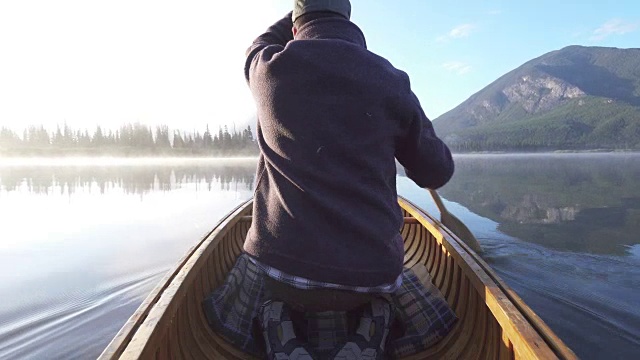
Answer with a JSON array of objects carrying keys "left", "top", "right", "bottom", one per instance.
[{"left": 0, "top": 154, "right": 638, "bottom": 359}]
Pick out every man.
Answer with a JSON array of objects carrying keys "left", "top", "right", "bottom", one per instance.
[{"left": 244, "top": 1, "right": 454, "bottom": 358}]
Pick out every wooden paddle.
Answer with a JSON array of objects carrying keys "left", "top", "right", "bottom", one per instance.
[{"left": 429, "top": 189, "right": 483, "bottom": 253}]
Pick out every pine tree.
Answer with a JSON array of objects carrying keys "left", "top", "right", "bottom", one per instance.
[
  {"left": 155, "top": 125, "right": 171, "bottom": 150},
  {"left": 0, "top": 127, "right": 19, "bottom": 148},
  {"left": 92, "top": 126, "right": 104, "bottom": 147},
  {"left": 172, "top": 131, "right": 185, "bottom": 149},
  {"left": 53, "top": 125, "right": 63, "bottom": 147},
  {"left": 203, "top": 125, "right": 213, "bottom": 151}
]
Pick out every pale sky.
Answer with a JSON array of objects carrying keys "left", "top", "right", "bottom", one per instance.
[{"left": 0, "top": 0, "right": 638, "bottom": 132}]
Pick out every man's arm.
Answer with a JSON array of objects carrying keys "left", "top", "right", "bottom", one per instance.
[
  {"left": 396, "top": 92, "right": 454, "bottom": 189},
  {"left": 244, "top": 12, "right": 294, "bottom": 83}
]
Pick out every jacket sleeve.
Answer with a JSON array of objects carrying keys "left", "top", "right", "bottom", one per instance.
[
  {"left": 396, "top": 92, "right": 455, "bottom": 189},
  {"left": 244, "top": 12, "right": 294, "bottom": 84}
]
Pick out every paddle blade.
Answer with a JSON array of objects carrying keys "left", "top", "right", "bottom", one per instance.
[
  {"left": 440, "top": 212, "right": 483, "bottom": 253},
  {"left": 428, "top": 189, "right": 483, "bottom": 253}
]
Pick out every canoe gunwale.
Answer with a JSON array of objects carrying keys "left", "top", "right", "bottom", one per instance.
[
  {"left": 418, "top": 202, "right": 576, "bottom": 360},
  {"left": 398, "top": 196, "right": 576, "bottom": 360}
]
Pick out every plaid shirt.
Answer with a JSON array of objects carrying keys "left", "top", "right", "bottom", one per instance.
[
  {"left": 248, "top": 256, "right": 402, "bottom": 294},
  {"left": 203, "top": 253, "right": 458, "bottom": 358}
]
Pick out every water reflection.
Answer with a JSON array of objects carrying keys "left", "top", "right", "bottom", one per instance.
[
  {"left": 0, "top": 160, "right": 257, "bottom": 195},
  {"left": 439, "top": 154, "right": 640, "bottom": 255},
  {"left": 0, "top": 159, "right": 257, "bottom": 359},
  {"left": 398, "top": 160, "right": 640, "bottom": 359}
]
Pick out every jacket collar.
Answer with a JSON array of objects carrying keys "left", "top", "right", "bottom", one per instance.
[{"left": 295, "top": 18, "right": 367, "bottom": 49}]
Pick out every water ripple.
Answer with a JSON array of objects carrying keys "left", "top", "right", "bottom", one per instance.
[{"left": 0, "top": 270, "right": 164, "bottom": 359}]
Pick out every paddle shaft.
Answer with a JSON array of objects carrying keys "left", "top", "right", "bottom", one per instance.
[{"left": 429, "top": 189, "right": 483, "bottom": 253}]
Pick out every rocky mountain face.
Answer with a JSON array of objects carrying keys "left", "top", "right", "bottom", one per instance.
[
  {"left": 433, "top": 46, "right": 640, "bottom": 151},
  {"left": 502, "top": 75, "right": 585, "bottom": 113}
]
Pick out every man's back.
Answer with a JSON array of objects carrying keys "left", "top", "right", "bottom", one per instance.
[{"left": 244, "top": 14, "right": 454, "bottom": 288}]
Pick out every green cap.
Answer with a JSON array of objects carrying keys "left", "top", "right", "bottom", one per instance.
[{"left": 292, "top": 0, "right": 351, "bottom": 23}]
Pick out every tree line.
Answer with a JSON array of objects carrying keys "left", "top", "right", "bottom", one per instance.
[{"left": 0, "top": 123, "right": 259, "bottom": 157}]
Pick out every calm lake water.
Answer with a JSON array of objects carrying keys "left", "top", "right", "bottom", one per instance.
[{"left": 0, "top": 154, "right": 638, "bottom": 359}]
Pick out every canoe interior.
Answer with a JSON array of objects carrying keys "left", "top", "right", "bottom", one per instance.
[{"left": 100, "top": 198, "right": 576, "bottom": 360}]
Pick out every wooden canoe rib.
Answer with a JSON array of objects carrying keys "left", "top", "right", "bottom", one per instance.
[{"left": 99, "top": 197, "right": 577, "bottom": 359}]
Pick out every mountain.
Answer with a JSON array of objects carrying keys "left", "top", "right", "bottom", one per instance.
[{"left": 432, "top": 46, "right": 640, "bottom": 151}]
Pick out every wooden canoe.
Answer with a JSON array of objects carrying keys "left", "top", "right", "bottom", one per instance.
[{"left": 99, "top": 197, "right": 577, "bottom": 359}]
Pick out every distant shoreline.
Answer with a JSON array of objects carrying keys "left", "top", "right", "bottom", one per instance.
[{"left": 2, "top": 151, "right": 639, "bottom": 168}]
